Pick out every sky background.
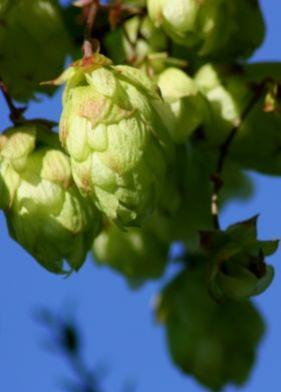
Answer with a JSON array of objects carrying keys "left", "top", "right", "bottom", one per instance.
[{"left": 1, "top": 1, "right": 281, "bottom": 391}]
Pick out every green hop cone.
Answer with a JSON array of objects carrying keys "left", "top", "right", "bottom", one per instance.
[
  {"left": 194, "top": 63, "right": 252, "bottom": 146},
  {"left": 0, "top": 0, "right": 71, "bottom": 101},
  {"left": 104, "top": 15, "right": 167, "bottom": 69},
  {"left": 0, "top": 124, "right": 101, "bottom": 274},
  {"left": 147, "top": 0, "right": 264, "bottom": 60},
  {"left": 92, "top": 220, "right": 169, "bottom": 284},
  {"left": 157, "top": 67, "right": 210, "bottom": 143},
  {"left": 200, "top": 216, "right": 278, "bottom": 301},
  {"left": 195, "top": 63, "right": 281, "bottom": 175},
  {"left": 56, "top": 54, "right": 174, "bottom": 228},
  {"left": 156, "top": 263, "right": 265, "bottom": 391}
]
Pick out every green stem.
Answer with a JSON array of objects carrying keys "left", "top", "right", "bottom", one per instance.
[{"left": 210, "top": 83, "right": 266, "bottom": 230}]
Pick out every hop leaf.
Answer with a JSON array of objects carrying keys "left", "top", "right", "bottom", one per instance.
[
  {"left": 56, "top": 54, "right": 174, "bottom": 228},
  {"left": 0, "top": 0, "right": 20, "bottom": 16},
  {"left": 156, "top": 263, "right": 265, "bottom": 391},
  {"left": 0, "top": 0, "right": 71, "bottom": 101},
  {"left": 0, "top": 124, "right": 101, "bottom": 273},
  {"left": 200, "top": 216, "right": 278, "bottom": 301}
]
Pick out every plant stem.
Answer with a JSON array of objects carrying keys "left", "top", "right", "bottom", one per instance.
[
  {"left": 0, "top": 80, "right": 26, "bottom": 124},
  {"left": 210, "top": 83, "right": 266, "bottom": 230},
  {"left": 82, "top": 0, "right": 99, "bottom": 58}
]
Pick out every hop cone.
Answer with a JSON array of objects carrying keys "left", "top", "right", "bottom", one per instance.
[
  {"left": 195, "top": 63, "right": 281, "bottom": 175},
  {"left": 147, "top": 0, "right": 264, "bottom": 60},
  {"left": 0, "top": 124, "right": 101, "bottom": 273},
  {"left": 56, "top": 54, "right": 174, "bottom": 228},
  {"left": 157, "top": 263, "right": 265, "bottom": 391},
  {"left": 92, "top": 221, "right": 169, "bottom": 284},
  {"left": 0, "top": 0, "right": 71, "bottom": 101},
  {"left": 104, "top": 15, "right": 167, "bottom": 68},
  {"left": 157, "top": 67, "right": 209, "bottom": 143},
  {"left": 201, "top": 216, "right": 277, "bottom": 301}
]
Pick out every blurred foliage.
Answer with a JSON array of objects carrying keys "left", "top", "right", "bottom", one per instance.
[{"left": 36, "top": 308, "right": 136, "bottom": 392}]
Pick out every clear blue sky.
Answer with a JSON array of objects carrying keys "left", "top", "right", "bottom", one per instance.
[{"left": 0, "top": 1, "right": 281, "bottom": 391}]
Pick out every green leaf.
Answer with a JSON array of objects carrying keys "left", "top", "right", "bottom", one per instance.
[
  {"left": 0, "top": 0, "right": 72, "bottom": 101},
  {"left": 157, "top": 264, "right": 265, "bottom": 391}
]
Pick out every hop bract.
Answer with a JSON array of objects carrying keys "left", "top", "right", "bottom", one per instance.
[
  {"left": 92, "top": 221, "right": 169, "bottom": 284},
  {"left": 0, "top": 0, "right": 70, "bottom": 101},
  {"left": 147, "top": 0, "right": 264, "bottom": 60},
  {"left": 157, "top": 67, "right": 209, "bottom": 143},
  {"left": 201, "top": 216, "right": 277, "bottom": 301},
  {"left": 57, "top": 54, "right": 174, "bottom": 228},
  {"left": 0, "top": 124, "right": 101, "bottom": 273}
]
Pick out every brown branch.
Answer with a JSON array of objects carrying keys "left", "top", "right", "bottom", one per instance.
[
  {"left": 210, "top": 83, "right": 266, "bottom": 230},
  {"left": 0, "top": 80, "right": 26, "bottom": 124},
  {"left": 80, "top": 0, "right": 99, "bottom": 58}
]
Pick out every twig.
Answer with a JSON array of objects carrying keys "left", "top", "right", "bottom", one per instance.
[
  {"left": 80, "top": 0, "right": 99, "bottom": 58},
  {"left": 36, "top": 308, "right": 103, "bottom": 392},
  {"left": 210, "top": 83, "right": 266, "bottom": 229},
  {"left": 0, "top": 80, "right": 26, "bottom": 124}
]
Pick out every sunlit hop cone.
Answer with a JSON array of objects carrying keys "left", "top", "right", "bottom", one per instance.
[
  {"left": 147, "top": 0, "right": 264, "bottom": 60},
  {"left": 0, "top": 0, "right": 71, "bottom": 101},
  {"left": 156, "top": 263, "right": 265, "bottom": 391},
  {"left": 0, "top": 124, "right": 101, "bottom": 273},
  {"left": 55, "top": 54, "right": 174, "bottom": 228},
  {"left": 92, "top": 220, "right": 169, "bottom": 283},
  {"left": 157, "top": 67, "right": 209, "bottom": 143}
]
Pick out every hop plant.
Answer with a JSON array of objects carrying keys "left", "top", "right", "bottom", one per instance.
[
  {"left": 56, "top": 54, "right": 174, "bottom": 228},
  {"left": 0, "top": 0, "right": 71, "bottom": 101},
  {"left": 92, "top": 220, "right": 169, "bottom": 283},
  {"left": 0, "top": 0, "right": 280, "bottom": 390},
  {"left": 147, "top": 0, "right": 265, "bottom": 60},
  {"left": 156, "top": 263, "right": 265, "bottom": 391},
  {"left": 0, "top": 124, "right": 101, "bottom": 273}
]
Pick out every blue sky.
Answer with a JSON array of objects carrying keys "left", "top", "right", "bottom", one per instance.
[{"left": 0, "top": 1, "right": 281, "bottom": 391}]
